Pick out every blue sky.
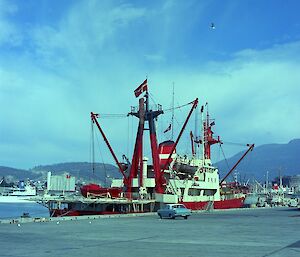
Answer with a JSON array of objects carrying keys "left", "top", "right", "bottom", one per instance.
[{"left": 1, "top": 0, "right": 300, "bottom": 169}]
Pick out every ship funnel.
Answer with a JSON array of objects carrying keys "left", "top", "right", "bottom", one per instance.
[{"left": 158, "top": 140, "right": 176, "bottom": 167}]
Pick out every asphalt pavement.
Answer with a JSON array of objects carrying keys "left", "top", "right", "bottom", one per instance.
[{"left": 0, "top": 207, "right": 299, "bottom": 257}]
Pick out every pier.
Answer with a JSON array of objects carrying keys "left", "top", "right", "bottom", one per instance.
[{"left": 0, "top": 207, "right": 299, "bottom": 257}]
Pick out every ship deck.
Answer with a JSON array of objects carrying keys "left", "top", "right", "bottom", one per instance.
[
  {"left": 32, "top": 195, "right": 156, "bottom": 204},
  {"left": 0, "top": 207, "right": 299, "bottom": 257}
]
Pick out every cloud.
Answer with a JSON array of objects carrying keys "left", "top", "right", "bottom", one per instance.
[
  {"left": 0, "top": 1, "right": 299, "bottom": 168},
  {"left": 149, "top": 41, "right": 300, "bottom": 153},
  {"left": 0, "top": 1, "right": 22, "bottom": 46},
  {"left": 31, "top": 1, "right": 146, "bottom": 70}
]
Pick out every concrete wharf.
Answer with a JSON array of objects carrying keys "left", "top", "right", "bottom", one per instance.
[{"left": 0, "top": 207, "right": 299, "bottom": 257}]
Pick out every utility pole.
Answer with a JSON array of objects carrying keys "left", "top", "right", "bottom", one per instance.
[{"left": 266, "top": 171, "right": 269, "bottom": 193}]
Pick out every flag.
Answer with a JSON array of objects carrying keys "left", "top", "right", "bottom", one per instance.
[
  {"left": 134, "top": 79, "right": 148, "bottom": 97},
  {"left": 164, "top": 124, "right": 172, "bottom": 133}
]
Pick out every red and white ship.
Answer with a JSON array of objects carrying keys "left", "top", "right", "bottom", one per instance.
[{"left": 45, "top": 80, "right": 254, "bottom": 217}]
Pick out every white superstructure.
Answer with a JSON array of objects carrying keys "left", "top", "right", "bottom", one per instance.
[{"left": 0, "top": 182, "right": 36, "bottom": 203}]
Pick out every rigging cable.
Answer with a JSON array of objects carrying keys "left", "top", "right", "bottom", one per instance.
[
  {"left": 164, "top": 101, "right": 194, "bottom": 112},
  {"left": 127, "top": 115, "right": 130, "bottom": 158},
  {"left": 95, "top": 114, "right": 127, "bottom": 119},
  {"left": 94, "top": 127, "right": 109, "bottom": 186},
  {"left": 219, "top": 143, "right": 231, "bottom": 171},
  {"left": 90, "top": 119, "right": 95, "bottom": 175}
]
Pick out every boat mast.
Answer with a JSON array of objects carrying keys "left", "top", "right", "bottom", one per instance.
[
  {"left": 161, "top": 98, "right": 199, "bottom": 173},
  {"left": 201, "top": 104, "right": 205, "bottom": 162},
  {"left": 128, "top": 83, "right": 164, "bottom": 194},
  {"left": 171, "top": 83, "right": 175, "bottom": 140},
  {"left": 203, "top": 103, "right": 221, "bottom": 163}
]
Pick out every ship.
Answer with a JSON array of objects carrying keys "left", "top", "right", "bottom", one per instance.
[
  {"left": 42, "top": 79, "right": 254, "bottom": 217},
  {"left": 0, "top": 181, "right": 37, "bottom": 203}
]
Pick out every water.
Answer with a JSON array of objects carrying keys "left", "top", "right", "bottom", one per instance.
[{"left": 0, "top": 203, "right": 49, "bottom": 220}]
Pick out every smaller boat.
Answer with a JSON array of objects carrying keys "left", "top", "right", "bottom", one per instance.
[
  {"left": 80, "top": 184, "right": 122, "bottom": 198},
  {"left": 0, "top": 181, "right": 36, "bottom": 203}
]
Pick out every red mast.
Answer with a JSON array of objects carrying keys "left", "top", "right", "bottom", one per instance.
[
  {"left": 126, "top": 98, "right": 145, "bottom": 196},
  {"left": 128, "top": 89, "right": 164, "bottom": 194},
  {"left": 203, "top": 105, "right": 221, "bottom": 160}
]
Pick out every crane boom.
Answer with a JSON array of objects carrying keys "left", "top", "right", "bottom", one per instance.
[
  {"left": 90, "top": 112, "right": 126, "bottom": 180},
  {"left": 220, "top": 144, "right": 254, "bottom": 184}
]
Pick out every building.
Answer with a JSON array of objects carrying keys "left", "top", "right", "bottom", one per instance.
[{"left": 47, "top": 172, "right": 75, "bottom": 193}]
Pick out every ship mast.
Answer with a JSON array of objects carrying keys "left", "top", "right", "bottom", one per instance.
[
  {"left": 171, "top": 83, "right": 175, "bottom": 140},
  {"left": 128, "top": 83, "right": 164, "bottom": 194},
  {"left": 203, "top": 103, "right": 221, "bottom": 162}
]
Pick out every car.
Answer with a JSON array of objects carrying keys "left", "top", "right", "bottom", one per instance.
[
  {"left": 288, "top": 198, "right": 298, "bottom": 207},
  {"left": 157, "top": 204, "right": 191, "bottom": 219}
]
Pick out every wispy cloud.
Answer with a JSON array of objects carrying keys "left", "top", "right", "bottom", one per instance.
[
  {"left": 0, "top": 1, "right": 21, "bottom": 46},
  {"left": 0, "top": 1, "right": 299, "bottom": 168}
]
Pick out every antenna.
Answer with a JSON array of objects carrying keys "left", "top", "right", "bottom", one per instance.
[
  {"left": 171, "top": 83, "right": 175, "bottom": 140},
  {"left": 201, "top": 104, "right": 205, "bottom": 163}
]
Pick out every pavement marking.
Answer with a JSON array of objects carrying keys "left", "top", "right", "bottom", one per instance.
[
  {"left": 287, "top": 240, "right": 300, "bottom": 248},
  {"left": 262, "top": 240, "right": 300, "bottom": 256}
]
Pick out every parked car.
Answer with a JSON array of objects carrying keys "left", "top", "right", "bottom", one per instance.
[
  {"left": 288, "top": 198, "right": 298, "bottom": 207},
  {"left": 157, "top": 204, "right": 191, "bottom": 219}
]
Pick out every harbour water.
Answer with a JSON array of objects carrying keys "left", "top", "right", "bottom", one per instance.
[{"left": 0, "top": 203, "right": 49, "bottom": 220}]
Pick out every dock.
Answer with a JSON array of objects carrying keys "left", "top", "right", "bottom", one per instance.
[{"left": 0, "top": 207, "right": 299, "bottom": 257}]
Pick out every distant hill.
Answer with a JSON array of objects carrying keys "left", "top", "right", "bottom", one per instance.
[
  {"left": 0, "top": 166, "right": 35, "bottom": 182},
  {"left": 215, "top": 139, "right": 300, "bottom": 182},
  {"left": 2, "top": 139, "right": 300, "bottom": 184},
  {"left": 0, "top": 162, "right": 122, "bottom": 185}
]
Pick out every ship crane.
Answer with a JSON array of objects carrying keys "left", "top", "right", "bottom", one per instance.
[
  {"left": 90, "top": 112, "right": 127, "bottom": 182},
  {"left": 220, "top": 143, "right": 255, "bottom": 185}
]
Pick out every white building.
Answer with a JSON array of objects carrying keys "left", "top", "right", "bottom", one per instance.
[{"left": 47, "top": 172, "right": 75, "bottom": 192}]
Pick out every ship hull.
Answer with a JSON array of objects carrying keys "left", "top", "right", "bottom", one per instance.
[
  {"left": 181, "top": 197, "right": 245, "bottom": 210},
  {"left": 49, "top": 197, "right": 245, "bottom": 217}
]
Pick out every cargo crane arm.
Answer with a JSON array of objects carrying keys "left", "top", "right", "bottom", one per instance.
[
  {"left": 90, "top": 112, "right": 127, "bottom": 180},
  {"left": 190, "top": 131, "right": 195, "bottom": 156},
  {"left": 220, "top": 144, "right": 254, "bottom": 184},
  {"left": 161, "top": 98, "right": 198, "bottom": 172}
]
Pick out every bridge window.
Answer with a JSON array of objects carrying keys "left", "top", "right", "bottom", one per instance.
[{"left": 188, "top": 189, "right": 201, "bottom": 196}]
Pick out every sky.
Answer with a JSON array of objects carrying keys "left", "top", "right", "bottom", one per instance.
[{"left": 0, "top": 0, "right": 300, "bottom": 169}]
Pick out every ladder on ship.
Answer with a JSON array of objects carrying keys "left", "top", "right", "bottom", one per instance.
[{"left": 205, "top": 201, "right": 214, "bottom": 211}]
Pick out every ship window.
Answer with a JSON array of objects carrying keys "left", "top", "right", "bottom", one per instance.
[
  {"left": 188, "top": 189, "right": 201, "bottom": 196},
  {"left": 203, "top": 189, "right": 217, "bottom": 196}
]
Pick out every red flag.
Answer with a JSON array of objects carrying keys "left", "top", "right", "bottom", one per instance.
[
  {"left": 164, "top": 124, "right": 172, "bottom": 133},
  {"left": 134, "top": 79, "right": 148, "bottom": 97}
]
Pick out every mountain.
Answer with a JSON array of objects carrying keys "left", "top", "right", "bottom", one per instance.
[
  {"left": 0, "top": 166, "right": 35, "bottom": 182},
  {"left": 0, "top": 162, "right": 122, "bottom": 184},
  {"left": 215, "top": 139, "right": 300, "bottom": 182},
  {"left": 2, "top": 139, "right": 300, "bottom": 184}
]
